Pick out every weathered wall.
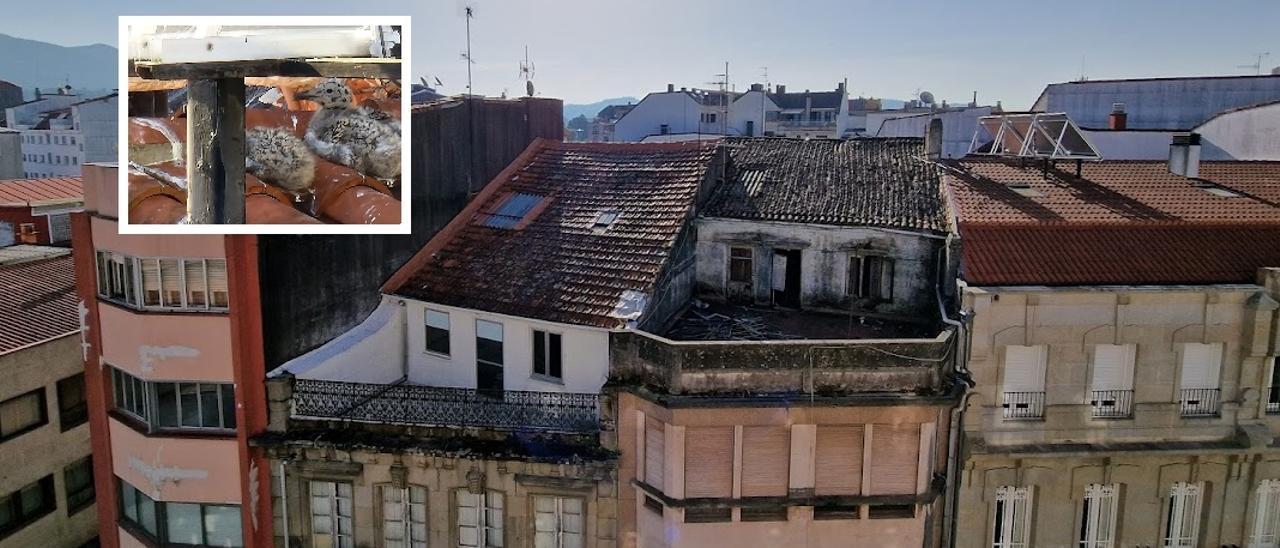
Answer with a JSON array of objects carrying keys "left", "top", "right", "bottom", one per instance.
[
  {"left": 259, "top": 97, "right": 564, "bottom": 369},
  {"left": 1035, "top": 76, "right": 1280, "bottom": 130},
  {"left": 1197, "top": 100, "right": 1280, "bottom": 160},
  {"left": 874, "top": 106, "right": 993, "bottom": 159},
  {"left": 613, "top": 93, "right": 700, "bottom": 142},
  {"left": 0, "top": 130, "right": 20, "bottom": 178}
]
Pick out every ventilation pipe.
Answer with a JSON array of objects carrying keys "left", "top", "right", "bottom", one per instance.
[{"left": 1169, "top": 133, "right": 1202, "bottom": 179}]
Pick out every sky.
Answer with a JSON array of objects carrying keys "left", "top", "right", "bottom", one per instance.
[{"left": 2, "top": 0, "right": 1278, "bottom": 109}]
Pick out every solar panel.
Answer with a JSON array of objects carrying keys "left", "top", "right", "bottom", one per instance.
[
  {"left": 477, "top": 192, "right": 544, "bottom": 229},
  {"left": 968, "top": 113, "right": 1102, "bottom": 160}
]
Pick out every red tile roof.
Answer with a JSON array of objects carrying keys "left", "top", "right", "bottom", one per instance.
[
  {"left": 0, "top": 177, "right": 83, "bottom": 208},
  {"left": 946, "top": 159, "right": 1280, "bottom": 286},
  {"left": 0, "top": 254, "right": 79, "bottom": 354},
  {"left": 387, "top": 139, "right": 717, "bottom": 328}
]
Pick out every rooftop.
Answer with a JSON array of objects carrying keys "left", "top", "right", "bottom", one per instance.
[
  {"left": 387, "top": 139, "right": 718, "bottom": 328},
  {"left": 770, "top": 89, "right": 844, "bottom": 110},
  {"left": 662, "top": 301, "right": 933, "bottom": 341},
  {"left": 704, "top": 137, "right": 948, "bottom": 233},
  {"left": 0, "top": 244, "right": 71, "bottom": 266},
  {"left": 0, "top": 254, "right": 78, "bottom": 355},
  {"left": 0, "top": 177, "right": 83, "bottom": 207}
]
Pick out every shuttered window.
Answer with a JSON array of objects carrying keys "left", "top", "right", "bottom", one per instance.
[
  {"left": 1079, "top": 483, "right": 1118, "bottom": 548},
  {"left": 456, "top": 490, "right": 503, "bottom": 548},
  {"left": 381, "top": 485, "right": 427, "bottom": 548},
  {"left": 1091, "top": 345, "right": 1135, "bottom": 391},
  {"left": 814, "top": 426, "right": 863, "bottom": 496},
  {"left": 1003, "top": 345, "right": 1047, "bottom": 392},
  {"left": 206, "top": 259, "right": 228, "bottom": 308},
  {"left": 869, "top": 424, "right": 919, "bottom": 495},
  {"left": 644, "top": 417, "right": 664, "bottom": 488},
  {"left": 741, "top": 426, "right": 789, "bottom": 497},
  {"left": 992, "top": 486, "right": 1032, "bottom": 548},
  {"left": 533, "top": 495, "right": 583, "bottom": 548},
  {"left": 160, "top": 259, "right": 183, "bottom": 307},
  {"left": 310, "top": 481, "right": 354, "bottom": 548},
  {"left": 1179, "top": 343, "right": 1222, "bottom": 390},
  {"left": 1163, "top": 482, "right": 1202, "bottom": 548},
  {"left": 684, "top": 427, "right": 734, "bottom": 498},
  {"left": 184, "top": 260, "right": 207, "bottom": 307},
  {"left": 141, "top": 258, "right": 161, "bottom": 306},
  {"left": 1249, "top": 479, "right": 1280, "bottom": 547}
]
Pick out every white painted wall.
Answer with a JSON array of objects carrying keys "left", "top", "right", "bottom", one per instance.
[
  {"left": 1196, "top": 101, "right": 1280, "bottom": 161},
  {"left": 876, "top": 106, "right": 993, "bottom": 158},
  {"left": 272, "top": 298, "right": 406, "bottom": 384},
  {"left": 20, "top": 129, "right": 82, "bottom": 177},
  {"left": 1079, "top": 129, "right": 1177, "bottom": 160},
  {"left": 613, "top": 92, "right": 702, "bottom": 142},
  {"left": 74, "top": 95, "right": 119, "bottom": 163},
  {"left": 404, "top": 300, "right": 612, "bottom": 393},
  {"left": 4, "top": 95, "right": 79, "bottom": 128}
]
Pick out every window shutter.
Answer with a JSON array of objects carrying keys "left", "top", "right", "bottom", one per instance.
[
  {"left": 1091, "top": 344, "right": 1135, "bottom": 391},
  {"left": 684, "top": 427, "right": 733, "bottom": 498},
  {"left": 814, "top": 426, "right": 863, "bottom": 495},
  {"left": 141, "top": 259, "right": 161, "bottom": 306},
  {"left": 184, "top": 260, "right": 207, "bottom": 307},
  {"left": 160, "top": 259, "right": 183, "bottom": 307},
  {"left": 206, "top": 259, "right": 228, "bottom": 308},
  {"left": 1179, "top": 343, "right": 1222, "bottom": 390},
  {"left": 741, "top": 426, "right": 790, "bottom": 497},
  {"left": 644, "top": 417, "right": 664, "bottom": 488},
  {"left": 1003, "top": 345, "right": 1047, "bottom": 392},
  {"left": 869, "top": 424, "right": 919, "bottom": 495}
]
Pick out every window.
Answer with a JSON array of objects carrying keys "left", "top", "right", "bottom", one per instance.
[
  {"left": 659, "top": 124, "right": 670, "bottom": 135},
  {"left": 184, "top": 260, "right": 207, "bottom": 307},
  {"left": 533, "top": 495, "right": 583, "bottom": 548},
  {"left": 849, "top": 255, "right": 894, "bottom": 301},
  {"left": 1163, "top": 482, "right": 1202, "bottom": 548},
  {"left": 868, "top": 505, "right": 915, "bottom": 519},
  {"left": 1250, "top": 479, "right": 1280, "bottom": 547},
  {"left": 1089, "top": 345, "right": 1135, "bottom": 418},
  {"left": 740, "top": 507, "right": 788, "bottom": 522},
  {"left": 477, "top": 193, "right": 544, "bottom": 229},
  {"left": 310, "top": 481, "right": 354, "bottom": 548},
  {"left": 532, "top": 330, "right": 562, "bottom": 380},
  {"left": 96, "top": 253, "right": 227, "bottom": 311},
  {"left": 207, "top": 259, "right": 229, "bottom": 308},
  {"left": 728, "top": 247, "right": 753, "bottom": 284},
  {"left": 57, "top": 373, "right": 88, "bottom": 431},
  {"left": 456, "top": 489, "right": 503, "bottom": 547},
  {"left": 160, "top": 259, "right": 183, "bottom": 307},
  {"left": 64, "top": 457, "right": 94, "bottom": 514},
  {"left": 1267, "top": 357, "right": 1280, "bottom": 414},
  {"left": 642, "top": 496, "right": 663, "bottom": 515},
  {"left": 110, "top": 367, "right": 237, "bottom": 432},
  {"left": 476, "top": 320, "right": 504, "bottom": 368},
  {"left": 118, "top": 477, "right": 242, "bottom": 546},
  {"left": 813, "top": 504, "right": 860, "bottom": 520},
  {"left": 1002, "top": 345, "right": 1047, "bottom": 420},
  {"left": 96, "top": 251, "right": 135, "bottom": 305},
  {"left": 425, "top": 310, "right": 451, "bottom": 356},
  {"left": 1178, "top": 343, "right": 1222, "bottom": 416},
  {"left": 0, "top": 475, "right": 56, "bottom": 538},
  {"left": 1079, "top": 483, "right": 1118, "bottom": 548},
  {"left": 592, "top": 210, "right": 619, "bottom": 229},
  {"left": 380, "top": 484, "right": 427, "bottom": 548},
  {"left": 683, "top": 507, "right": 730, "bottom": 523},
  {"left": 0, "top": 389, "right": 47, "bottom": 440},
  {"left": 992, "top": 486, "right": 1032, "bottom": 548}
]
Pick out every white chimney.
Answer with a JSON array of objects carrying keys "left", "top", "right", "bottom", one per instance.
[
  {"left": 925, "top": 118, "right": 943, "bottom": 159},
  {"left": 1168, "top": 133, "right": 1201, "bottom": 179}
]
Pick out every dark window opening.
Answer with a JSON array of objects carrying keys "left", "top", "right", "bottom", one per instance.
[
  {"left": 57, "top": 373, "right": 88, "bottom": 431},
  {"left": 64, "top": 457, "right": 95, "bottom": 514},
  {"left": 425, "top": 310, "right": 451, "bottom": 356},
  {"left": 868, "top": 504, "right": 915, "bottom": 519},
  {"left": 684, "top": 507, "right": 731, "bottom": 523},
  {"left": 0, "top": 475, "right": 56, "bottom": 539},
  {"left": 532, "top": 330, "right": 563, "bottom": 380},
  {"left": 814, "top": 504, "right": 860, "bottom": 520},
  {"left": 643, "top": 496, "right": 663, "bottom": 515},
  {"left": 0, "top": 388, "right": 47, "bottom": 441},
  {"left": 740, "top": 507, "right": 788, "bottom": 522}
]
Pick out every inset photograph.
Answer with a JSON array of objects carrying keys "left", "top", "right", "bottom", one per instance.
[{"left": 119, "top": 17, "right": 409, "bottom": 233}]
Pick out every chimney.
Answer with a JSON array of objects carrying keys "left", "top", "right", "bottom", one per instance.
[
  {"left": 1168, "top": 133, "right": 1202, "bottom": 179},
  {"left": 667, "top": 83, "right": 675, "bottom": 93},
  {"left": 925, "top": 119, "right": 943, "bottom": 160},
  {"left": 750, "top": 83, "right": 764, "bottom": 92},
  {"left": 776, "top": 84, "right": 786, "bottom": 94},
  {"left": 1108, "top": 102, "right": 1127, "bottom": 130}
]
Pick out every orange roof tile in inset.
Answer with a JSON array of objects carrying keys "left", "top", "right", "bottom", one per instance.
[
  {"left": 0, "top": 177, "right": 84, "bottom": 208},
  {"left": 387, "top": 139, "right": 719, "bottom": 328},
  {"left": 0, "top": 254, "right": 79, "bottom": 355}
]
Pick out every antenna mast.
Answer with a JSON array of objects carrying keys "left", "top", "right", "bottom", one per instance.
[
  {"left": 1238, "top": 52, "right": 1271, "bottom": 75},
  {"left": 461, "top": 6, "right": 475, "bottom": 95},
  {"left": 519, "top": 45, "right": 535, "bottom": 96}
]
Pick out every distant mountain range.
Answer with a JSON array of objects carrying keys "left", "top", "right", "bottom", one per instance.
[
  {"left": 563, "top": 97, "right": 638, "bottom": 122},
  {"left": 0, "top": 34, "right": 118, "bottom": 99}
]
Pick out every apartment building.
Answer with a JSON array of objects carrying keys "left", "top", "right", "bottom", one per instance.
[
  {"left": 0, "top": 246, "right": 97, "bottom": 547},
  {"left": 612, "top": 82, "right": 849, "bottom": 141},
  {"left": 257, "top": 139, "right": 722, "bottom": 547},
  {"left": 944, "top": 148, "right": 1280, "bottom": 547},
  {"left": 6, "top": 91, "right": 119, "bottom": 178}
]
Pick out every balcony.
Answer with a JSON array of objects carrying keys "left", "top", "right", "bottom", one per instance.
[
  {"left": 1001, "top": 391, "right": 1044, "bottom": 420},
  {"left": 1179, "top": 388, "right": 1220, "bottom": 417},
  {"left": 290, "top": 378, "right": 601, "bottom": 433},
  {"left": 1089, "top": 389, "right": 1134, "bottom": 419},
  {"left": 1267, "top": 385, "right": 1280, "bottom": 414}
]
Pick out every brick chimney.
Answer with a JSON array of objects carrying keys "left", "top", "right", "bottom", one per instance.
[{"left": 1108, "top": 102, "right": 1127, "bottom": 130}]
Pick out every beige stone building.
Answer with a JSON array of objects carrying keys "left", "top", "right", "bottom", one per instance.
[
  {"left": 0, "top": 247, "right": 97, "bottom": 547},
  {"left": 944, "top": 155, "right": 1280, "bottom": 548}
]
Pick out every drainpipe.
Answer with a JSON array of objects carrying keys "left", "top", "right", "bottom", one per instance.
[
  {"left": 278, "top": 458, "right": 291, "bottom": 548},
  {"left": 936, "top": 233, "right": 974, "bottom": 548}
]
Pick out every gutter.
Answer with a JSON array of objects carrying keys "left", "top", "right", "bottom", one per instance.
[{"left": 937, "top": 231, "right": 975, "bottom": 548}]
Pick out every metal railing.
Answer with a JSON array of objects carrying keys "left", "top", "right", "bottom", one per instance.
[
  {"left": 1268, "top": 386, "right": 1280, "bottom": 414},
  {"left": 775, "top": 119, "right": 837, "bottom": 128},
  {"left": 291, "top": 378, "right": 600, "bottom": 433},
  {"left": 1179, "top": 388, "right": 1220, "bottom": 417},
  {"left": 1089, "top": 389, "right": 1134, "bottom": 418},
  {"left": 1001, "top": 391, "right": 1045, "bottom": 420}
]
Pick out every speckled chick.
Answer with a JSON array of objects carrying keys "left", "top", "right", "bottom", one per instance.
[
  {"left": 298, "top": 78, "right": 401, "bottom": 179},
  {"left": 245, "top": 127, "right": 316, "bottom": 192}
]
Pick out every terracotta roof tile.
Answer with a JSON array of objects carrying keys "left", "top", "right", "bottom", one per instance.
[
  {"left": 706, "top": 137, "right": 947, "bottom": 232},
  {"left": 0, "top": 177, "right": 83, "bottom": 207},
  {"left": 0, "top": 254, "right": 79, "bottom": 354},
  {"left": 391, "top": 140, "right": 717, "bottom": 328}
]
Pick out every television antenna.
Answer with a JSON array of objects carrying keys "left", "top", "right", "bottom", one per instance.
[
  {"left": 459, "top": 3, "right": 477, "bottom": 94},
  {"left": 704, "top": 62, "right": 730, "bottom": 135},
  {"left": 1238, "top": 52, "right": 1271, "bottom": 75},
  {"left": 519, "top": 45, "right": 535, "bottom": 96}
]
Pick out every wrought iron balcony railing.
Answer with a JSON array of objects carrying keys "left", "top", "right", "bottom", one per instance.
[
  {"left": 290, "top": 378, "right": 600, "bottom": 433},
  {"left": 1179, "top": 388, "right": 1220, "bottom": 417},
  {"left": 1090, "top": 389, "right": 1134, "bottom": 419},
  {"left": 1268, "top": 385, "right": 1280, "bottom": 415},
  {"left": 1001, "top": 391, "right": 1045, "bottom": 420}
]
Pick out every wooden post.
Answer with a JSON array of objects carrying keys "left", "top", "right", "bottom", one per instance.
[{"left": 186, "top": 78, "right": 246, "bottom": 224}]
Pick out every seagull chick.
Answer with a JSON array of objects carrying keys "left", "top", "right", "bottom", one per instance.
[
  {"left": 246, "top": 127, "right": 316, "bottom": 195},
  {"left": 298, "top": 78, "right": 401, "bottom": 179}
]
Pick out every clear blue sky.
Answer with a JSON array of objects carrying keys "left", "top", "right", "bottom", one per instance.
[{"left": 3, "top": 0, "right": 1277, "bottom": 108}]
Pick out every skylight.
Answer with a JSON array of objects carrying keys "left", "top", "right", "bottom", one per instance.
[
  {"left": 477, "top": 192, "right": 544, "bottom": 229},
  {"left": 593, "top": 209, "right": 620, "bottom": 229}
]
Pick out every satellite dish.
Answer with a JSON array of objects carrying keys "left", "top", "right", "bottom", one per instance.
[{"left": 919, "top": 91, "right": 935, "bottom": 105}]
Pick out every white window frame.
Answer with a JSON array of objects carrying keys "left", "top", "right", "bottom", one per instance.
[
  {"left": 311, "top": 480, "right": 354, "bottom": 548},
  {"left": 424, "top": 309, "right": 451, "bottom": 358},
  {"left": 1250, "top": 479, "right": 1280, "bottom": 548},
  {"left": 1163, "top": 481, "right": 1202, "bottom": 548},
  {"left": 533, "top": 495, "right": 584, "bottom": 548},
  {"left": 531, "top": 329, "right": 563, "bottom": 382},
  {"left": 992, "top": 485, "right": 1032, "bottom": 548},
  {"left": 381, "top": 484, "right": 427, "bottom": 548},
  {"left": 1079, "top": 483, "right": 1118, "bottom": 548},
  {"left": 457, "top": 489, "right": 503, "bottom": 548}
]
